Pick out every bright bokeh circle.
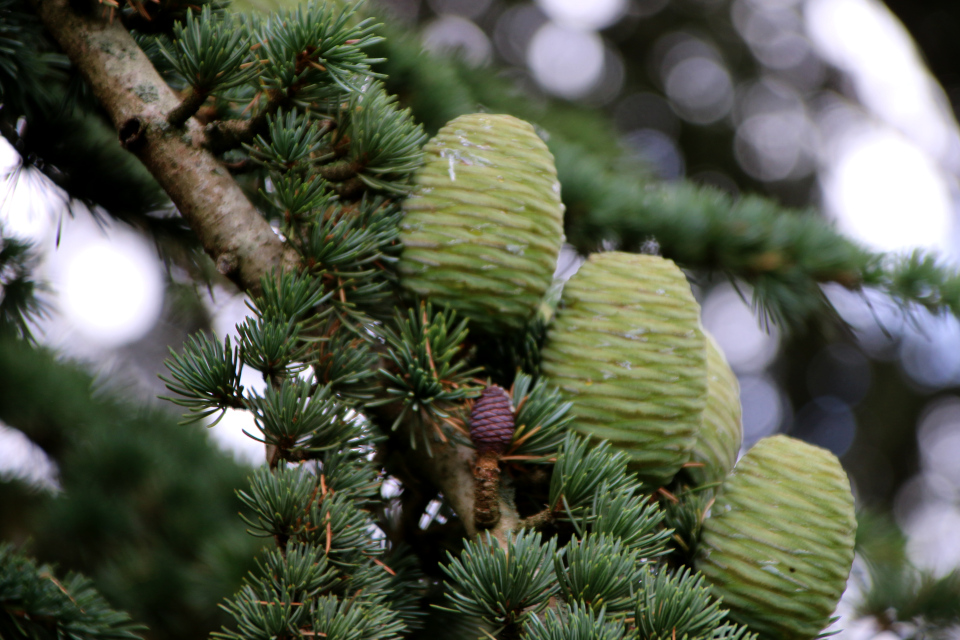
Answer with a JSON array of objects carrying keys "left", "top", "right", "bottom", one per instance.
[
  {"left": 527, "top": 22, "right": 605, "bottom": 99},
  {"left": 535, "top": 0, "right": 627, "bottom": 30},
  {"left": 824, "top": 130, "right": 953, "bottom": 253},
  {"left": 58, "top": 237, "right": 164, "bottom": 346}
]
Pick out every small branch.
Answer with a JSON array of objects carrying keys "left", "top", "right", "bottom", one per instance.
[
  {"left": 204, "top": 117, "right": 260, "bottom": 155},
  {"left": 317, "top": 159, "right": 363, "bottom": 183},
  {"left": 167, "top": 87, "right": 209, "bottom": 128},
  {"left": 473, "top": 451, "right": 501, "bottom": 530},
  {"left": 519, "top": 507, "right": 554, "bottom": 531},
  {"left": 203, "top": 97, "right": 282, "bottom": 155},
  {"left": 28, "top": 0, "right": 300, "bottom": 296},
  {"left": 223, "top": 158, "right": 256, "bottom": 174}
]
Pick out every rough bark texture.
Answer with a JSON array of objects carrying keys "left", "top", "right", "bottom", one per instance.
[
  {"left": 30, "top": 0, "right": 299, "bottom": 296},
  {"left": 473, "top": 451, "right": 501, "bottom": 529}
]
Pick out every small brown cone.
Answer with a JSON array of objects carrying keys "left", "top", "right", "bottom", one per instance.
[{"left": 469, "top": 385, "right": 515, "bottom": 454}]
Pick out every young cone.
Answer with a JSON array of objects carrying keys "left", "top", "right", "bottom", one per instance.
[
  {"left": 398, "top": 113, "right": 565, "bottom": 333},
  {"left": 470, "top": 385, "right": 515, "bottom": 454},
  {"left": 695, "top": 435, "right": 857, "bottom": 640},
  {"left": 469, "top": 385, "right": 515, "bottom": 529},
  {"left": 685, "top": 331, "right": 742, "bottom": 489},
  {"left": 540, "top": 252, "right": 707, "bottom": 485}
]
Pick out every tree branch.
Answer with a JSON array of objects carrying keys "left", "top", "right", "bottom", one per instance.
[
  {"left": 33, "top": 0, "right": 523, "bottom": 548},
  {"left": 29, "top": 0, "right": 299, "bottom": 295}
]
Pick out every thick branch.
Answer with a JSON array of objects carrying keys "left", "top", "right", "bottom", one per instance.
[
  {"left": 30, "top": 0, "right": 299, "bottom": 295},
  {"left": 402, "top": 436, "right": 479, "bottom": 539}
]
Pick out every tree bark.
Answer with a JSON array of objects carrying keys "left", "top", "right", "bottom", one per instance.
[{"left": 29, "top": 0, "right": 299, "bottom": 296}]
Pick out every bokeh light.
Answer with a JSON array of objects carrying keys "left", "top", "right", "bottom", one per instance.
[
  {"left": 738, "top": 373, "right": 787, "bottom": 447},
  {"left": 792, "top": 396, "right": 857, "bottom": 458},
  {"left": 0, "top": 421, "right": 59, "bottom": 490},
  {"left": 655, "top": 36, "right": 735, "bottom": 125},
  {"left": 493, "top": 4, "right": 548, "bottom": 67},
  {"left": 701, "top": 283, "right": 780, "bottom": 373},
  {"left": 734, "top": 77, "right": 816, "bottom": 181},
  {"left": 527, "top": 22, "right": 605, "bottom": 99},
  {"left": 899, "top": 313, "right": 960, "bottom": 390},
  {"left": 582, "top": 47, "right": 625, "bottom": 107},
  {"left": 822, "top": 128, "right": 953, "bottom": 253},
  {"left": 535, "top": 0, "right": 627, "bottom": 31},
  {"left": 735, "top": 109, "right": 815, "bottom": 181},
  {"left": 665, "top": 56, "right": 734, "bottom": 125},
  {"left": 733, "top": 0, "right": 812, "bottom": 72},
  {"left": 806, "top": 0, "right": 960, "bottom": 165},
  {"left": 892, "top": 396, "right": 960, "bottom": 577},
  {"left": 52, "top": 222, "right": 164, "bottom": 348},
  {"left": 422, "top": 15, "right": 492, "bottom": 67}
]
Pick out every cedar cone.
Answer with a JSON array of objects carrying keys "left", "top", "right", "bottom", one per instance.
[
  {"left": 470, "top": 385, "right": 515, "bottom": 454},
  {"left": 696, "top": 435, "right": 856, "bottom": 640},
  {"left": 398, "top": 113, "right": 565, "bottom": 334}
]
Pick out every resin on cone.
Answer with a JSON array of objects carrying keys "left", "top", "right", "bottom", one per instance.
[
  {"left": 398, "top": 113, "right": 565, "bottom": 333},
  {"left": 695, "top": 435, "right": 857, "bottom": 640},
  {"left": 685, "top": 331, "right": 742, "bottom": 489},
  {"left": 540, "top": 252, "right": 707, "bottom": 485}
]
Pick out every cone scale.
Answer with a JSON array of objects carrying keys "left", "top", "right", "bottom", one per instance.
[
  {"left": 696, "top": 435, "right": 857, "bottom": 640},
  {"left": 540, "top": 252, "right": 707, "bottom": 485},
  {"left": 398, "top": 113, "right": 565, "bottom": 334},
  {"left": 685, "top": 331, "right": 742, "bottom": 489}
]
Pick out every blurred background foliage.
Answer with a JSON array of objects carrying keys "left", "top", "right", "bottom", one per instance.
[{"left": 3, "top": 0, "right": 960, "bottom": 638}]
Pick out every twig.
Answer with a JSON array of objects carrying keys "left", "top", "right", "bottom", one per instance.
[{"left": 167, "top": 87, "right": 209, "bottom": 128}]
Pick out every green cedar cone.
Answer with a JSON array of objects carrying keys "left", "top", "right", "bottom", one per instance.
[
  {"left": 696, "top": 435, "right": 857, "bottom": 640},
  {"left": 540, "top": 252, "right": 707, "bottom": 485},
  {"left": 398, "top": 113, "right": 565, "bottom": 333},
  {"left": 685, "top": 331, "right": 742, "bottom": 489}
]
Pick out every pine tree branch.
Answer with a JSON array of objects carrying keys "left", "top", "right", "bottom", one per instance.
[
  {"left": 0, "top": 544, "right": 145, "bottom": 640},
  {"left": 28, "top": 0, "right": 298, "bottom": 296}
]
